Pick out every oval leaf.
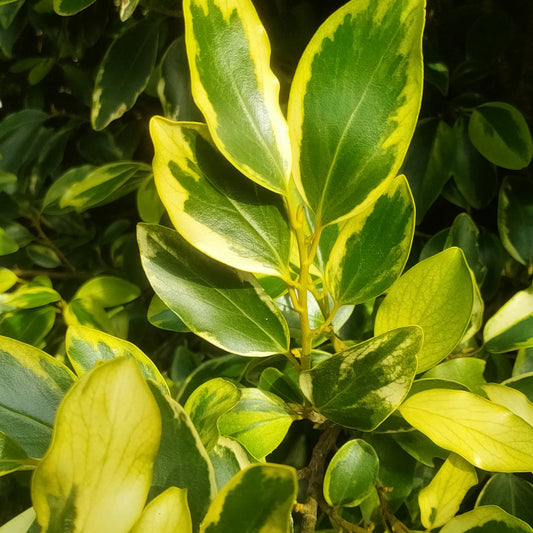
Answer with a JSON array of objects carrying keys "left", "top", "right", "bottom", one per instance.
[
  {"left": 400, "top": 389, "right": 533, "bottom": 472},
  {"left": 0, "top": 336, "right": 75, "bottom": 457},
  {"left": 199, "top": 464, "right": 297, "bottom": 533},
  {"left": 150, "top": 118, "right": 291, "bottom": 277},
  {"left": 74, "top": 275, "right": 141, "bottom": 308},
  {"left": 217, "top": 388, "right": 293, "bottom": 459},
  {"left": 288, "top": 0, "right": 424, "bottom": 226},
  {"left": 137, "top": 223, "right": 289, "bottom": 357},
  {"left": 31, "top": 358, "right": 162, "bottom": 533},
  {"left": 184, "top": 0, "right": 291, "bottom": 194},
  {"left": 300, "top": 326, "right": 422, "bottom": 430},
  {"left": 323, "top": 439, "right": 379, "bottom": 508},
  {"left": 484, "top": 282, "right": 533, "bottom": 353},
  {"left": 375, "top": 247, "right": 474, "bottom": 372},
  {"left": 325, "top": 175, "right": 415, "bottom": 305},
  {"left": 65, "top": 325, "right": 169, "bottom": 395},
  {"left": 498, "top": 176, "right": 533, "bottom": 267},
  {"left": 469, "top": 102, "right": 533, "bottom": 170},
  {"left": 53, "top": 0, "right": 95, "bottom": 16},
  {"left": 440, "top": 505, "right": 533, "bottom": 533},
  {"left": 91, "top": 20, "right": 159, "bottom": 130},
  {"left": 0, "top": 431, "right": 32, "bottom": 475},
  {"left": 418, "top": 454, "right": 478, "bottom": 530}
]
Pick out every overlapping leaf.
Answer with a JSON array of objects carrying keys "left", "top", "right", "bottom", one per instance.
[
  {"left": 440, "top": 505, "right": 533, "bottom": 533},
  {"left": 150, "top": 118, "right": 291, "bottom": 277},
  {"left": 138, "top": 223, "right": 290, "bottom": 356},
  {"left": 300, "top": 326, "right": 422, "bottom": 430},
  {"left": 288, "top": 0, "right": 424, "bottom": 226},
  {"left": 325, "top": 176, "right": 415, "bottom": 305},
  {"left": 184, "top": 0, "right": 291, "bottom": 194}
]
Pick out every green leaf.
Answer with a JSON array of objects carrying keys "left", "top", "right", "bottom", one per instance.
[
  {"left": 402, "top": 118, "right": 455, "bottom": 223},
  {"left": 147, "top": 294, "right": 189, "bottom": 332},
  {"left": 0, "top": 227, "right": 18, "bottom": 255},
  {"left": 476, "top": 474, "right": 533, "bottom": 526},
  {"left": 25, "top": 244, "right": 61, "bottom": 269},
  {"left": 208, "top": 437, "right": 255, "bottom": 491},
  {"left": 148, "top": 383, "right": 216, "bottom": 531},
  {"left": 422, "top": 358, "right": 487, "bottom": 394},
  {"left": 399, "top": 389, "right": 533, "bottom": 472},
  {"left": 59, "top": 162, "right": 151, "bottom": 211},
  {"left": 392, "top": 430, "right": 448, "bottom": 467},
  {"left": 131, "top": 487, "right": 192, "bottom": 533},
  {"left": 184, "top": 378, "right": 241, "bottom": 453},
  {"left": 258, "top": 367, "right": 304, "bottom": 404},
  {"left": 91, "top": 20, "right": 159, "bottom": 130},
  {"left": 452, "top": 117, "right": 498, "bottom": 210},
  {"left": 138, "top": 223, "right": 290, "bottom": 357},
  {"left": 0, "top": 307, "right": 56, "bottom": 346},
  {"left": 42, "top": 165, "right": 94, "bottom": 214},
  {"left": 498, "top": 176, "right": 533, "bottom": 267},
  {"left": 375, "top": 247, "right": 474, "bottom": 373},
  {"left": 1, "top": 285, "right": 60, "bottom": 309},
  {"left": 157, "top": 36, "right": 200, "bottom": 122},
  {"left": 288, "top": 0, "right": 424, "bottom": 226},
  {"left": 0, "top": 268, "right": 17, "bottom": 293},
  {"left": 0, "top": 431, "right": 32, "bottom": 475},
  {"left": 53, "top": 0, "right": 95, "bottom": 16},
  {"left": 73, "top": 275, "right": 141, "bottom": 308},
  {"left": 217, "top": 388, "right": 293, "bottom": 459},
  {"left": 440, "top": 505, "right": 533, "bottom": 533},
  {"left": 0, "top": 336, "right": 75, "bottom": 457},
  {"left": 150, "top": 118, "right": 292, "bottom": 277},
  {"left": 323, "top": 439, "right": 379, "bottom": 508},
  {"left": 184, "top": 0, "right": 291, "bottom": 194},
  {"left": 325, "top": 176, "right": 414, "bottom": 306},
  {"left": 484, "top": 282, "right": 533, "bottom": 353},
  {"left": 199, "top": 464, "right": 297, "bottom": 533},
  {"left": 65, "top": 325, "right": 169, "bottom": 395},
  {"left": 469, "top": 102, "right": 533, "bottom": 170},
  {"left": 31, "top": 358, "right": 161, "bottom": 533},
  {"left": 418, "top": 454, "right": 478, "bottom": 530},
  {"left": 119, "top": 0, "right": 139, "bottom": 21},
  {"left": 300, "top": 326, "right": 421, "bottom": 430}
]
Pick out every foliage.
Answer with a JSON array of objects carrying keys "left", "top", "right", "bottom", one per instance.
[{"left": 0, "top": 0, "right": 532, "bottom": 532}]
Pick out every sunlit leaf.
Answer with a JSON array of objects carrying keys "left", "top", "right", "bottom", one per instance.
[
  {"left": 288, "top": 0, "right": 424, "bottom": 226},
  {"left": 440, "top": 505, "right": 533, "bottom": 533},
  {"left": 32, "top": 358, "right": 161, "bottom": 533},
  {"left": 184, "top": 0, "right": 291, "bottom": 194},
  {"left": 400, "top": 389, "right": 533, "bottom": 472}
]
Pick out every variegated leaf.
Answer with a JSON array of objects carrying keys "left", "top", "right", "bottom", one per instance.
[
  {"left": 184, "top": 0, "right": 291, "bottom": 194},
  {"left": 150, "top": 118, "right": 291, "bottom": 277},
  {"left": 288, "top": 0, "right": 424, "bottom": 226},
  {"left": 325, "top": 175, "right": 415, "bottom": 306},
  {"left": 300, "top": 326, "right": 422, "bottom": 430}
]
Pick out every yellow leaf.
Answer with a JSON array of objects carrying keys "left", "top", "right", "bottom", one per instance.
[{"left": 32, "top": 357, "right": 162, "bottom": 533}]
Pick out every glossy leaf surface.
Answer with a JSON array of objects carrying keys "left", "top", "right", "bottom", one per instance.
[
  {"left": 484, "top": 283, "right": 533, "bottom": 353},
  {"left": 422, "top": 358, "right": 486, "bottom": 394},
  {"left": 375, "top": 247, "right": 474, "bottom": 372},
  {"left": 288, "top": 0, "right": 424, "bottom": 226},
  {"left": 418, "top": 454, "right": 478, "bottom": 529},
  {"left": 149, "top": 383, "right": 216, "bottom": 530},
  {"left": 0, "top": 431, "right": 31, "bottom": 475},
  {"left": 147, "top": 295, "right": 189, "bottom": 333},
  {"left": 32, "top": 358, "right": 161, "bottom": 533},
  {"left": 184, "top": 378, "right": 240, "bottom": 453},
  {"left": 138, "top": 223, "right": 290, "bottom": 356},
  {"left": 199, "top": 464, "right": 297, "bottom": 533},
  {"left": 325, "top": 176, "right": 414, "bottom": 305},
  {"left": 483, "top": 383, "right": 533, "bottom": 426},
  {"left": 0, "top": 336, "right": 75, "bottom": 457},
  {"left": 300, "top": 326, "right": 422, "bottom": 430},
  {"left": 53, "top": 0, "right": 95, "bottom": 15},
  {"left": 65, "top": 325, "right": 169, "bottom": 395},
  {"left": 92, "top": 20, "right": 159, "bottom": 130},
  {"left": 150, "top": 118, "right": 291, "bottom": 277},
  {"left": 469, "top": 102, "right": 533, "bottom": 170},
  {"left": 184, "top": 0, "right": 291, "bottom": 194},
  {"left": 400, "top": 389, "right": 533, "bottom": 472},
  {"left": 440, "top": 505, "right": 533, "bottom": 533},
  {"left": 323, "top": 439, "right": 379, "bottom": 508},
  {"left": 218, "top": 388, "right": 293, "bottom": 459}
]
